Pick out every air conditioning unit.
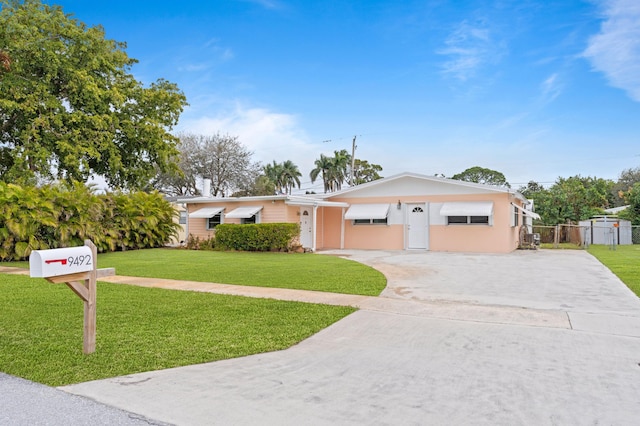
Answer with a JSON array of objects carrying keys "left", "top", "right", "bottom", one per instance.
[{"left": 523, "top": 233, "right": 541, "bottom": 246}]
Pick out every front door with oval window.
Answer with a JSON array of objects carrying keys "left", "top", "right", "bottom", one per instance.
[
  {"left": 300, "top": 208, "right": 313, "bottom": 249},
  {"left": 407, "top": 204, "right": 428, "bottom": 249}
]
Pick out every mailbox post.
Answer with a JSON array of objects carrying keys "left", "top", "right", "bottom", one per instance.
[{"left": 29, "top": 240, "right": 98, "bottom": 354}]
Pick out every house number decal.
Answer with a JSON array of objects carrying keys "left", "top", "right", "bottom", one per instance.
[
  {"left": 45, "top": 256, "right": 92, "bottom": 267},
  {"left": 67, "top": 255, "right": 92, "bottom": 267}
]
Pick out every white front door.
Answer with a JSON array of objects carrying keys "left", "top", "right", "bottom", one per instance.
[
  {"left": 407, "top": 203, "right": 428, "bottom": 249},
  {"left": 300, "top": 208, "right": 313, "bottom": 248}
]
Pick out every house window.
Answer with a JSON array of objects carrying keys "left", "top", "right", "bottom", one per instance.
[
  {"left": 179, "top": 211, "right": 187, "bottom": 225},
  {"left": 513, "top": 205, "right": 519, "bottom": 227},
  {"left": 354, "top": 217, "right": 388, "bottom": 225},
  {"left": 447, "top": 215, "right": 490, "bottom": 225},
  {"left": 241, "top": 214, "right": 258, "bottom": 224},
  {"left": 207, "top": 213, "right": 223, "bottom": 230}
]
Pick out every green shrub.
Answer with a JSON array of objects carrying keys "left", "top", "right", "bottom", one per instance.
[
  {"left": 186, "top": 234, "right": 216, "bottom": 250},
  {"left": 215, "top": 223, "right": 300, "bottom": 252},
  {"left": 0, "top": 183, "right": 179, "bottom": 260}
]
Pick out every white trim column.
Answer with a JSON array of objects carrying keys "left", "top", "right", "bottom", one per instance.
[
  {"left": 312, "top": 204, "right": 318, "bottom": 252},
  {"left": 340, "top": 207, "right": 345, "bottom": 249}
]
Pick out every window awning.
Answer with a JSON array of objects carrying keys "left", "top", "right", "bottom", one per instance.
[
  {"left": 512, "top": 203, "right": 541, "bottom": 220},
  {"left": 344, "top": 203, "right": 390, "bottom": 220},
  {"left": 189, "top": 207, "right": 224, "bottom": 218},
  {"left": 225, "top": 206, "right": 263, "bottom": 219},
  {"left": 440, "top": 201, "right": 494, "bottom": 216}
]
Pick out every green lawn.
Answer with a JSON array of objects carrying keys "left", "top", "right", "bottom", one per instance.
[
  {"left": 5, "top": 249, "right": 386, "bottom": 295},
  {"left": 92, "top": 249, "right": 386, "bottom": 296},
  {"left": 588, "top": 245, "right": 640, "bottom": 297},
  {"left": 0, "top": 274, "right": 356, "bottom": 386}
]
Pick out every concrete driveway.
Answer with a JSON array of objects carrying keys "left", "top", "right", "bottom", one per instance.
[{"left": 61, "top": 249, "right": 640, "bottom": 425}]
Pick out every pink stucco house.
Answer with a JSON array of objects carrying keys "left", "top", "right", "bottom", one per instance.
[{"left": 180, "top": 172, "right": 539, "bottom": 253}]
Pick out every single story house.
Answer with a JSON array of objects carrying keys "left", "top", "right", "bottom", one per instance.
[{"left": 180, "top": 172, "right": 539, "bottom": 253}]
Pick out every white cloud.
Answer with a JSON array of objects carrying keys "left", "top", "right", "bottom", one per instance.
[
  {"left": 583, "top": 0, "right": 640, "bottom": 101},
  {"left": 177, "top": 104, "right": 322, "bottom": 186},
  {"left": 540, "top": 72, "right": 563, "bottom": 103},
  {"left": 437, "top": 20, "right": 502, "bottom": 82},
  {"left": 238, "top": 0, "right": 282, "bottom": 10}
]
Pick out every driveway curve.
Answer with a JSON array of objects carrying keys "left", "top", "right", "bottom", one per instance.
[{"left": 61, "top": 249, "right": 640, "bottom": 425}]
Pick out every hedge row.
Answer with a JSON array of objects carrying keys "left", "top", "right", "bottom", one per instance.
[
  {"left": 214, "top": 223, "right": 300, "bottom": 251},
  {"left": 0, "top": 182, "right": 178, "bottom": 260}
]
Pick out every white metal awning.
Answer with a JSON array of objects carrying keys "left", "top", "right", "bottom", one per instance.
[
  {"left": 225, "top": 206, "right": 263, "bottom": 219},
  {"left": 344, "top": 203, "right": 390, "bottom": 220},
  {"left": 440, "top": 201, "right": 494, "bottom": 216},
  {"left": 512, "top": 203, "right": 541, "bottom": 220},
  {"left": 189, "top": 207, "right": 224, "bottom": 218}
]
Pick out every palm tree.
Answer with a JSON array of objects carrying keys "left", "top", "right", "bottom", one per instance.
[
  {"left": 281, "top": 160, "right": 302, "bottom": 194},
  {"left": 310, "top": 154, "right": 333, "bottom": 193},
  {"left": 328, "top": 150, "right": 351, "bottom": 192},
  {"left": 263, "top": 161, "right": 284, "bottom": 194}
]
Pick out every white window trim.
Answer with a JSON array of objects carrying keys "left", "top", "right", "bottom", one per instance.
[
  {"left": 206, "top": 213, "right": 224, "bottom": 230},
  {"left": 446, "top": 215, "right": 493, "bottom": 226},
  {"left": 353, "top": 217, "right": 389, "bottom": 225},
  {"left": 241, "top": 212, "right": 260, "bottom": 225}
]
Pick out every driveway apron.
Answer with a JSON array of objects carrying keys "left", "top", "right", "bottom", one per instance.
[{"left": 60, "top": 249, "right": 640, "bottom": 425}]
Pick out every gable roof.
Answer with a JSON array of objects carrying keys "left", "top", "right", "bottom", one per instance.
[{"left": 319, "top": 172, "right": 526, "bottom": 201}]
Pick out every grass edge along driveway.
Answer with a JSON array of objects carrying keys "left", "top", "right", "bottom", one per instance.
[
  {"left": 0, "top": 274, "right": 356, "bottom": 387},
  {"left": 7, "top": 248, "right": 387, "bottom": 296},
  {"left": 588, "top": 244, "right": 640, "bottom": 297},
  {"left": 0, "top": 249, "right": 381, "bottom": 386}
]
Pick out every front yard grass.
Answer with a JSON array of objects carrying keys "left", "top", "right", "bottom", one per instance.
[
  {"left": 0, "top": 274, "right": 356, "bottom": 386},
  {"left": 5, "top": 248, "right": 386, "bottom": 296},
  {"left": 99, "top": 249, "right": 387, "bottom": 296},
  {"left": 588, "top": 244, "right": 640, "bottom": 297}
]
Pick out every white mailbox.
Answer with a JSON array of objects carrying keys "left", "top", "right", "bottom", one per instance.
[{"left": 29, "top": 246, "right": 95, "bottom": 278}]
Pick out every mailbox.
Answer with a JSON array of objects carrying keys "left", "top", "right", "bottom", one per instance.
[{"left": 29, "top": 246, "right": 94, "bottom": 278}]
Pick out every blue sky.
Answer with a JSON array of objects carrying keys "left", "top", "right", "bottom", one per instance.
[{"left": 46, "top": 0, "right": 640, "bottom": 191}]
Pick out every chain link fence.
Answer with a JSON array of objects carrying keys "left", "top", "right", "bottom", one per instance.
[{"left": 532, "top": 224, "right": 640, "bottom": 248}]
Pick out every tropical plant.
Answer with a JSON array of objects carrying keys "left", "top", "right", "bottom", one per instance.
[
  {"left": 310, "top": 150, "right": 352, "bottom": 193},
  {"left": 310, "top": 154, "right": 334, "bottom": 193},
  {"left": 0, "top": 183, "right": 179, "bottom": 260},
  {"left": 263, "top": 161, "right": 285, "bottom": 193},
  {"left": 280, "top": 160, "right": 302, "bottom": 194}
]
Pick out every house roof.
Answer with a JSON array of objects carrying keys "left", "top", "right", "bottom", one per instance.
[
  {"left": 177, "top": 172, "right": 527, "bottom": 205},
  {"left": 318, "top": 172, "right": 527, "bottom": 201},
  {"left": 177, "top": 194, "right": 290, "bottom": 204}
]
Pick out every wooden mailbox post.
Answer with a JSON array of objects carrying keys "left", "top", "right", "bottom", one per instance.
[{"left": 29, "top": 240, "right": 98, "bottom": 354}]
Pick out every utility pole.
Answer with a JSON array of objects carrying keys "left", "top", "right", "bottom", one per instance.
[{"left": 350, "top": 135, "right": 357, "bottom": 186}]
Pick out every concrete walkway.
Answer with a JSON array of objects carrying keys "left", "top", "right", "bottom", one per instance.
[{"left": 5, "top": 250, "right": 640, "bottom": 424}]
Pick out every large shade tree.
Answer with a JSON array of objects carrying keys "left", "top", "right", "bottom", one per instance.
[
  {"left": 350, "top": 159, "right": 383, "bottom": 185},
  {"left": 0, "top": 0, "right": 187, "bottom": 189},
  {"left": 527, "top": 176, "right": 614, "bottom": 225},
  {"left": 153, "top": 133, "right": 261, "bottom": 197},
  {"left": 451, "top": 166, "right": 510, "bottom": 188}
]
